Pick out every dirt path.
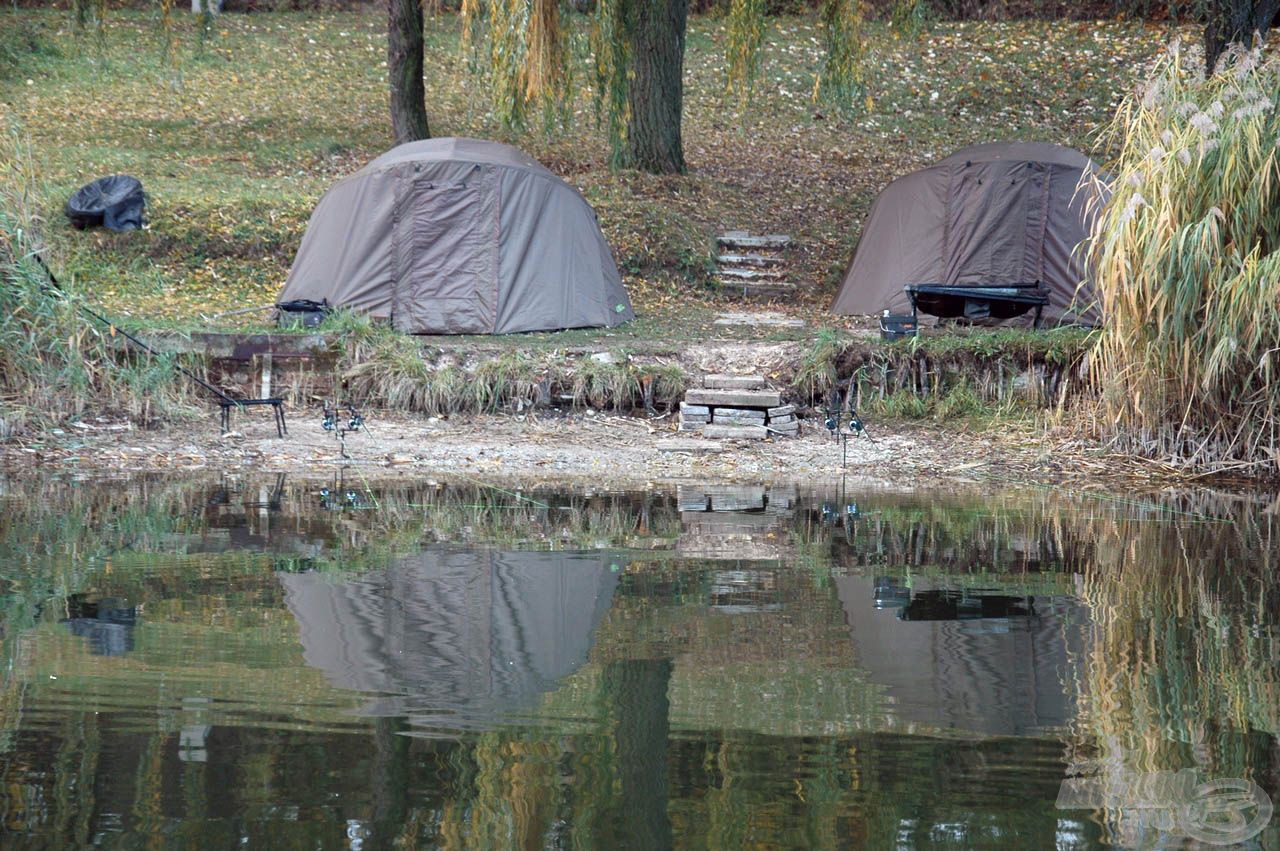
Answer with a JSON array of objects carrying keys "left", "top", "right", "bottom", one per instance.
[{"left": 0, "top": 408, "right": 1049, "bottom": 488}]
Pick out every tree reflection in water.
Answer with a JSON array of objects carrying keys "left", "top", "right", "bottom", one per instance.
[{"left": 0, "top": 477, "right": 1274, "bottom": 848}]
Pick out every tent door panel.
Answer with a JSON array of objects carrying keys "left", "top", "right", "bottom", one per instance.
[
  {"left": 1020, "top": 163, "right": 1050, "bottom": 285},
  {"left": 945, "top": 162, "right": 1041, "bottom": 287},
  {"left": 393, "top": 175, "right": 496, "bottom": 334}
]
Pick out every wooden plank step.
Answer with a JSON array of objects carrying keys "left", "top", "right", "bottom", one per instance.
[
  {"left": 716, "top": 234, "right": 792, "bottom": 249},
  {"left": 717, "top": 267, "right": 787, "bottom": 281},
  {"left": 717, "top": 253, "right": 784, "bottom": 267},
  {"left": 703, "top": 374, "right": 766, "bottom": 390},
  {"left": 685, "top": 388, "right": 783, "bottom": 408}
]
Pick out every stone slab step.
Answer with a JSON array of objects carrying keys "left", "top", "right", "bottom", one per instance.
[
  {"left": 680, "top": 402, "right": 711, "bottom": 415},
  {"left": 717, "top": 233, "right": 793, "bottom": 249},
  {"left": 685, "top": 388, "right": 782, "bottom": 408},
  {"left": 703, "top": 374, "right": 766, "bottom": 390},
  {"left": 717, "top": 253, "right": 784, "bottom": 267},
  {"left": 714, "top": 414, "right": 766, "bottom": 426},
  {"left": 713, "top": 311, "right": 806, "bottom": 328},
  {"left": 702, "top": 424, "right": 768, "bottom": 440},
  {"left": 710, "top": 493, "right": 765, "bottom": 511},
  {"left": 717, "top": 280, "right": 798, "bottom": 298},
  {"left": 717, "top": 267, "right": 787, "bottom": 281},
  {"left": 713, "top": 408, "right": 766, "bottom": 421},
  {"left": 681, "top": 511, "right": 781, "bottom": 529},
  {"left": 768, "top": 404, "right": 796, "bottom": 418},
  {"left": 657, "top": 439, "right": 723, "bottom": 454},
  {"left": 715, "top": 406, "right": 766, "bottom": 419}
]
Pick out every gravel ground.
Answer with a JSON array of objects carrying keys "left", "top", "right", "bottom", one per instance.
[{"left": 0, "top": 408, "right": 1041, "bottom": 488}]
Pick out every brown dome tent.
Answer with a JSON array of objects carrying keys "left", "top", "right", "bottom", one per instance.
[
  {"left": 831, "top": 142, "right": 1106, "bottom": 326},
  {"left": 277, "top": 138, "right": 634, "bottom": 334}
]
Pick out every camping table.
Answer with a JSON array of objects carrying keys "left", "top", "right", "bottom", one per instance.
[
  {"left": 905, "top": 284, "right": 1050, "bottom": 328},
  {"left": 220, "top": 397, "right": 288, "bottom": 438}
]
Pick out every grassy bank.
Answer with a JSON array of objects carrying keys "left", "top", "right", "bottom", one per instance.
[
  {"left": 0, "top": 132, "right": 194, "bottom": 435},
  {"left": 1, "top": 7, "right": 1168, "bottom": 336}
]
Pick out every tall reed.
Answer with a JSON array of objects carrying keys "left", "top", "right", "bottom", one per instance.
[{"left": 1085, "top": 43, "right": 1280, "bottom": 473}]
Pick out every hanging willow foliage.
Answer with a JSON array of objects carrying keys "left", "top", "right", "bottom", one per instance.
[
  {"left": 461, "top": 0, "right": 571, "bottom": 129},
  {"left": 724, "top": 0, "right": 870, "bottom": 113},
  {"left": 94, "top": 0, "right": 107, "bottom": 49},
  {"left": 591, "top": 0, "right": 631, "bottom": 165},
  {"left": 160, "top": 0, "right": 175, "bottom": 63},
  {"left": 725, "top": 0, "right": 767, "bottom": 108},
  {"left": 159, "top": 0, "right": 184, "bottom": 88},
  {"left": 468, "top": 0, "right": 868, "bottom": 161},
  {"left": 814, "top": 0, "right": 867, "bottom": 111}
]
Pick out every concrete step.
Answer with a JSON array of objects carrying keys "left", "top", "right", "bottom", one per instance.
[
  {"left": 712, "top": 311, "right": 806, "bottom": 328},
  {"left": 702, "top": 424, "right": 769, "bottom": 441},
  {"left": 656, "top": 439, "right": 723, "bottom": 454},
  {"left": 717, "top": 233, "right": 793, "bottom": 249},
  {"left": 718, "top": 267, "right": 787, "bottom": 281},
  {"left": 685, "top": 388, "right": 783, "bottom": 408},
  {"left": 717, "top": 253, "right": 784, "bottom": 267},
  {"left": 713, "top": 413, "right": 767, "bottom": 426},
  {"left": 716, "top": 280, "right": 798, "bottom": 298},
  {"left": 703, "top": 374, "right": 766, "bottom": 390}
]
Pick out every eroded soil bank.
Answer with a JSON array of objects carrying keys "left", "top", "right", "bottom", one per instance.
[{"left": 0, "top": 407, "right": 1066, "bottom": 489}]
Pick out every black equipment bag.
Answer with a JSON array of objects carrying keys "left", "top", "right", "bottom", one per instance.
[
  {"left": 65, "top": 175, "right": 146, "bottom": 232},
  {"left": 276, "top": 298, "right": 331, "bottom": 328}
]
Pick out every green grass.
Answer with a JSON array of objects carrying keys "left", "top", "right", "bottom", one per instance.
[
  {"left": 891, "top": 325, "right": 1097, "bottom": 364},
  {"left": 1, "top": 7, "right": 1169, "bottom": 343}
]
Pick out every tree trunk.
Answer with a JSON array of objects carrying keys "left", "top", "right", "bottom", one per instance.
[
  {"left": 388, "top": 0, "right": 430, "bottom": 144},
  {"left": 1204, "top": 0, "right": 1280, "bottom": 76},
  {"left": 620, "top": 0, "right": 687, "bottom": 174},
  {"left": 602, "top": 659, "right": 674, "bottom": 849}
]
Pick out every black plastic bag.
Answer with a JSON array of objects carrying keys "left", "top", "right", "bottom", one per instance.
[{"left": 65, "top": 175, "right": 146, "bottom": 232}]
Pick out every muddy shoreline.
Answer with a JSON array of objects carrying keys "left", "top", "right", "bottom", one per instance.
[{"left": 0, "top": 408, "right": 1060, "bottom": 490}]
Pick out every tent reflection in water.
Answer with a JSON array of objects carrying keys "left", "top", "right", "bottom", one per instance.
[
  {"left": 836, "top": 575, "right": 1091, "bottom": 736},
  {"left": 279, "top": 549, "right": 622, "bottom": 729}
]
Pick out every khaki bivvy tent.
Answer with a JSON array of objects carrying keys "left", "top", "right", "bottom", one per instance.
[
  {"left": 831, "top": 142, "right": 1107, "bottom": 326},
  {"left": 278, "top": 138, "right": 634, "bottom": 334}
]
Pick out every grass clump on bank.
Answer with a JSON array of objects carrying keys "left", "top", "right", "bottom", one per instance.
[
  {"left": 1086, "top": 44, "right": 1280, "bottom": 474},
  {"left": 783, "top": 325, "right": 1093, "bottom": 423},
  {"left": 335, "top": 312, "right": 688, "bottom": 415}
]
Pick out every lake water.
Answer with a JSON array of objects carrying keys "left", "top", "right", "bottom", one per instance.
[{"left": 0, "top": 475, "right": 1276, "bottom": 849}]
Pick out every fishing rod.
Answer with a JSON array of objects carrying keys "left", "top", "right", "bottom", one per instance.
[{"left": 28, "top": 250, "right": 241, "bottom": 407}]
